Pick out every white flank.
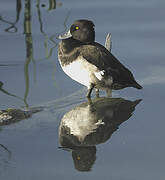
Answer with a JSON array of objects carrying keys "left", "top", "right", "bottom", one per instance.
[
  {"left": 60, "top": 56, "right": 98, "bottom": 87},
  {"left": 59, "top": 56, "right": 113, "bottom": 89}
]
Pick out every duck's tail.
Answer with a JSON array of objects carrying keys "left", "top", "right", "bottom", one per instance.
[{"left": 132, "top": 81, "right": 143, "bottom": 89}]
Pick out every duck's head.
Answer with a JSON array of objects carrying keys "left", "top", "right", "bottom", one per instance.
[{"left": 58, "top": 19, "right": 95, "bottom": 42}]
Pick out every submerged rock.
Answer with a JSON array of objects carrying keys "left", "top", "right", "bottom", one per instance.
[{"left": 0, "top": 107, "right": 43, "bottom": 126}]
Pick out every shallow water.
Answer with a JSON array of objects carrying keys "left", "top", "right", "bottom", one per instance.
[{"left": 0, "top": 0, "right": 165, "bottom": 179}]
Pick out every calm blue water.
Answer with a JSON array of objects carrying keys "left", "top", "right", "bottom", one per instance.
[{"left": 0, "top": 0, "right": 165, "bottom": 179}]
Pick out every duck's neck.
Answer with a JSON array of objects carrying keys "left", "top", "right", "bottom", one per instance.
[
  {"left": 61, "top": 38, "right": 83, "bottom": 53},
  {"left": 58, "top": 38, "right": 82, "bottom": 66}
]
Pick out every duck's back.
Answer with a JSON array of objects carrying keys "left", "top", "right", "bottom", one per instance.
[{"left": 78, "top": 42, "right": 142, "bottom": 89}]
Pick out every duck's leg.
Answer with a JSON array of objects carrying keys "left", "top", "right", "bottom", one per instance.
[
  {"left": 106, "top": 88, "right": 112, "bottom": 97},
  {"left": 86, "top": 84, "right": 95, "bottom": 98},
  {"left": 95, "top": 88, "right": 100, "bottom": 98}
]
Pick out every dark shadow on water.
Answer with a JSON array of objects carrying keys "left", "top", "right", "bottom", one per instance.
[
  {"left": 0, "top": 144, "right": 11, "bottom": 156},
  {"left": 0, "top": 81, "right": 23, "bottom": 102},
  {"left": 0, "top": 0, "right": 21, "bottom": 33},
  {"left": 59, "top": 97, "right": 142, "bottom": 172},
  {"left": 0, "top": 143, "right": 12, "bottom": 175}
]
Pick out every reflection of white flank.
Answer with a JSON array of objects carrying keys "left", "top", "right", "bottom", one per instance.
[
  {"left": 141, "top": 66, "right": 165, "bottom": 85},
  {"left": 62, "top": 105, "right": 102, "bottom": 142}
]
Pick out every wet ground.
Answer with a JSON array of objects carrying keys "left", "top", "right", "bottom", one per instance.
[{"left": 0, "top": 0, "right": 165, "bottom": 179}]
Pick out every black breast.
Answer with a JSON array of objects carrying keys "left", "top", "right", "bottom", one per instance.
[{"left": 58, "top": 39, "right": 82, "bottom": 66}]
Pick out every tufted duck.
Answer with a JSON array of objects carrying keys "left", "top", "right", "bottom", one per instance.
[{"left": 58, "top": 19, "right": 142, "bottom": 98}]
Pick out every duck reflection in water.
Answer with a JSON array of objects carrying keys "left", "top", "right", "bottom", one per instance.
[{"left": 59, "top": 97, "right": 141, "bottom": 171}]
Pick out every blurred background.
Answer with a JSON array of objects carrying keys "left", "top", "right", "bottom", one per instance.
[{"left": 0, "top": 0, "right": 165, "bottom": 179}]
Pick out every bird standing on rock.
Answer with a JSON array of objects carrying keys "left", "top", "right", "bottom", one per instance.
[{"left": 58, "top": 19, "right": 142, "bottom": 98}]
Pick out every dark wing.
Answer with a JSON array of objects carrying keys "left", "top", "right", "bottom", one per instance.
[{"left": 79, "top": 42, "right": 137, "bottom": 87}]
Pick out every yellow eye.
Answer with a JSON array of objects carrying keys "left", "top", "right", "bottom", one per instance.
[{"left": 75, "top": 26, "right": 79, "bottom": 30}]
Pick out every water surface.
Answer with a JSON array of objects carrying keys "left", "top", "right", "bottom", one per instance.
[{"left": 0, "top": 0, "right": 165, "bottom": 179}]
